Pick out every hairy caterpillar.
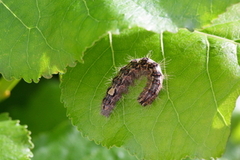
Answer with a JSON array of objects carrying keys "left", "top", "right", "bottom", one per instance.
[{"left": 101, "top": 57, "right": 164, "bottom": 117}]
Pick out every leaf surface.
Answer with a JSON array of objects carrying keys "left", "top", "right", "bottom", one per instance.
[
  {"left": 0, "top": 113, "right": 33, "bottom": 160},
  {"left": 1, "top": 0, "right": 239, "bottom": 82},
  {"left": 61, "top": 26, "right": 240, "bottom": 159}
]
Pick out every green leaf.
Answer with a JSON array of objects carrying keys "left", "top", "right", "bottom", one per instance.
[
  {"left": 0, "top": 113, "right": 33, "bottom": 160},
  {"left": 200, "top": 3, "right": 240, "bottom": 65},
  {"left": 1, "top": 0, "right": 240, "bottom": 82},
  {"left": 0, "top": 0, "right": 122, "bottom": 82},
  {"left": 60, "top": 25, "right": 240, "bottom": 159},
  {"left": 221, "top": 111, "right": 240, "bottom": 160},
  {"left": 109, "top": 0, "right": 240, "bottom": 31},
  {"left": 32, "top": 121, "right": 137, "bottom": 160}
]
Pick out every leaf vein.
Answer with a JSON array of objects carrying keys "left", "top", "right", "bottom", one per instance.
[{"left": 205, "top": 37, "right": 228, "bottom": 126}]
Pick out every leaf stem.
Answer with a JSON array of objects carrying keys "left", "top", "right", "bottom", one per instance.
[{"left": 0, "top": 77, "right": 20, "bottom": 102}]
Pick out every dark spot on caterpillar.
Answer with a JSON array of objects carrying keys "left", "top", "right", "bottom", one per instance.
[{"left": 101, "top": 57, "right": 164, "bottom": 117}]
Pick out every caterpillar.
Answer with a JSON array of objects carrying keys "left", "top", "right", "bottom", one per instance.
[{"left": 101, "top": 57, "right": 164, "bottom": 117}]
